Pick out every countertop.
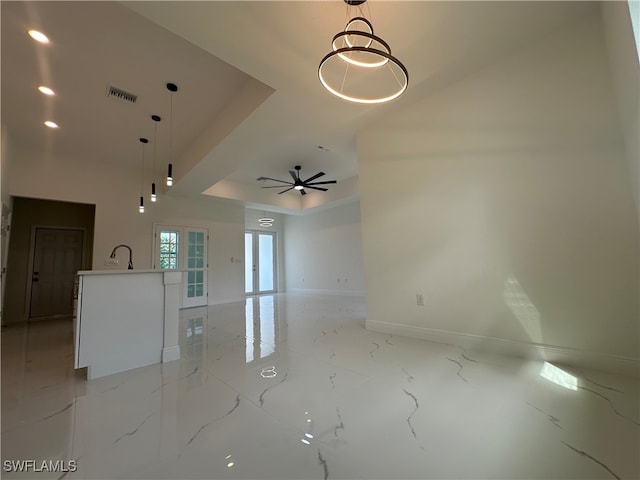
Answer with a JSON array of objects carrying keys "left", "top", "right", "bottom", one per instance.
[{"left": 77, "top": 269, "right": 162, "bottom": 276}]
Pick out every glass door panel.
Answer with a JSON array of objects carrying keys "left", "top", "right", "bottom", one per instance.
[
  {"left": 159, "top": 230, "right": 179, "bottom": 269},
  {"left": 245, "top": 231, "right": 276, "bottom": 295},
  {"left": 245, "top": 233, "right": 254, "bottom": 294},
  {"left": 258, "top": 234, "right": 274, "bottom": 292},
  {"left": 183, "top": 228, "right": 207, "bottom": 308}
]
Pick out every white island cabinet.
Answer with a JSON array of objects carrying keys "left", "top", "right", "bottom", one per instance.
[{"left": 74, "top": 270, "right": 181, "bottom": 380}]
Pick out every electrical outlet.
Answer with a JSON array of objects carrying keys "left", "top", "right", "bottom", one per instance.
[
  {"left": 416, "top": 293, "right": 424, "bottom": 306},
  {"left": 105, "top": 258, "right": 118, "bottom": 266}
]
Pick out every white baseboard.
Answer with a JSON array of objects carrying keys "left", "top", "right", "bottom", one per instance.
[
  {"left": 162, "top": 345, "right": 180, "bottom": 363},
  {"left": 366, "top": 320, "right": 639, "bottom": 378},
  {"left": 287, "top": 288, "right": 366, "bottom": 297}
]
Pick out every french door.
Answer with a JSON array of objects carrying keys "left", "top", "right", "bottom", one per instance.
[
  {"left": 154, "top": 225, "right": 208, "bottom": 308},
  {"left": 245, "top": 231, "right": 276, "bottom": 295}
]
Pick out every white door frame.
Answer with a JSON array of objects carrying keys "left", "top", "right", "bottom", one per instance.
[
  {"left": 245, "top": 230, "right": 277, "bottom": 295},
  {"left": 153, "top": 224, "right": 208, "bottom": 308}
]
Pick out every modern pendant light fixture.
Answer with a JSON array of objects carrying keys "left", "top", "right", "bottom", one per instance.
[
  {"left": 150, "top": 114, "right": 161, "bottom": 202},
  {"left": 319, "top": 0, "right": 408, "bottom": 104},
  {"left": 139, "top": 137, "right": 149, "bottom": 213},
  {"left": 259, "top": 212, "right": 274, "bottom": 227},
  {"left": 166, "top": 82, "right": 178, "bottom": 187}
]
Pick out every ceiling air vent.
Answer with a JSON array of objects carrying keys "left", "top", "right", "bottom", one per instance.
[{"left": 106, "top": 85, "right": 137, "bottom": 104}]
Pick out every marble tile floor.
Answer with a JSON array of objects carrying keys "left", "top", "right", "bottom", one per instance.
[{"left": 1, "top": 293, "right": 638, "bottom": 480}]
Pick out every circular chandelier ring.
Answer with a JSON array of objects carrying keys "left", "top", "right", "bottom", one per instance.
[
  {"left": 343, "top": 17, "right": 374, "bottom": 49},
  {"left": 318, "top": 46, "right": 409, "bottom": 104},
  {"left": 332, "top": 30, "right": 391, "bottom": 68}
]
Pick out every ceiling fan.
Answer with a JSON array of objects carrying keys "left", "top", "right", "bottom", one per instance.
[{"left": 257, "top": 165, "right": 337, "bottom": 195}]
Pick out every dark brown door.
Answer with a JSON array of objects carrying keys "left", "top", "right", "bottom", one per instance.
[{"left": 30, "top": 228, "right": 83, "bottom": 319}]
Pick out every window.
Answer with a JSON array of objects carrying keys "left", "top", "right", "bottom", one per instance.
[{"left": 159, "top": 230, "right": 179, "bottom": 269}]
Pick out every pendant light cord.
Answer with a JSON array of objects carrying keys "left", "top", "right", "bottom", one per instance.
[
  {"left": 140, "top": 141, "right": 145, "bottom": 196},
  {"left": 152, "top": 120, "right": 157, "bottom": 184},
  {"left": 169, "top": 91, "right": 173, "bottom": 167}
]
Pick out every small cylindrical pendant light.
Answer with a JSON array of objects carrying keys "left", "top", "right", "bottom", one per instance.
[
  {"left": 166, "top": 83, "right": 178, "bottom": 186},
  {"left": 139, "top": 137, "right": 148, "bottom": 213},
  {"left": 151, "top": 114, "right": 161, "bottom": 202},
  {"left": 167, "top": 163, "right": 173, "bottom": 186}
]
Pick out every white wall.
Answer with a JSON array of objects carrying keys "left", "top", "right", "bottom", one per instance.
[
  {"left": 284, "top": 201, "right": 364, "bottom": 296},
  {"left": 358, "top": 12, "right": 639, "bottom": 372},
  {"left": 601, "top": 1, "right": 640, "bottom": 225},
  {"left": 1, "top": 124, "right": 13, "bottom": 208},
  {"left": 8, "top": 145, "right": 246, "bottom": 305},
  {"left": 1, "top": 124, "right": 14, "bottom": 322}
]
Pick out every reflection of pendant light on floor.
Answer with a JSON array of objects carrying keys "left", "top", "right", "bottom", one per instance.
[
  {"left": 139, "top": 137, "right": 149, "bottom": 213},
  {"left": 166, "top": 82, "right": 178, "bottom": 187},
  {"left": 150, "top": 114, "right": 161, "bottom": 202},
  {"left": 319, "top": 0, "right": 408, "bottom": 104}
]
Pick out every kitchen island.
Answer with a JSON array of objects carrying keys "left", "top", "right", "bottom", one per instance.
[{"left": 74, "top": 269, "right": 181, "bottom": 379}]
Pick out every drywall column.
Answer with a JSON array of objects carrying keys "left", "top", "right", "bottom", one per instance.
[{"left": 162, "top": 271, "right": 181, "bottom": 363}]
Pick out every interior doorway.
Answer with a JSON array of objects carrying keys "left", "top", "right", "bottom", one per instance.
[
  {"left": 3, "top": 197, "right": 95, "bottom": 325},
  {"left": 245, "top": 231, "right": 276, "bottom": 295},
  {"left": 29, "top": 228, "right": 84, "bottom": 319}
]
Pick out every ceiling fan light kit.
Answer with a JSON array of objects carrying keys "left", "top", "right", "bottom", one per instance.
[
  {"left": 257, "top": 165, "right": 337, "bottom": 196},
  {"left": 319, "top": 0, "right": 408, "bottom": 104}
]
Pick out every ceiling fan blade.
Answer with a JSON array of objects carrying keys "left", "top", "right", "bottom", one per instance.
[
  {"left": 257, "top": 177, "right": 291, "bottom": 184},
  {"left": 278, "top": 186, "right": 295, "bottom": 194},
  {"left": 303, "top": 172, "right": 325, "bottom": 183},
  {"left": 300, "top": 189, "right": 307, "bottom": 195},
  {"left": 305, "top": 186, "right": 328, "bottom": 191},
  {"left": 262, "top": 185, "right": 293, "bottom": 188},
  {"left": 305, "top": 180, "right": 337, "bottom": 186},
  {"left": 289, "top": 170, "right": 298, "bottom": 182}
]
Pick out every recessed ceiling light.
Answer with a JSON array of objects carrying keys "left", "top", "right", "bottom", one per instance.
[
  {"left": 38, "top": 86, "right": 55, "bottom": 96},
  {"left": 28, "top": 29, "right": 49, "bottom": 44},
  {"left": 44, "top": 121, "right": 59, "bottom": 129}
]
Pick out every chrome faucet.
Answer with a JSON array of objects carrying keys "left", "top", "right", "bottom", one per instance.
[{"left": 110, "top": 244, "right": 133, "bottom": 270}]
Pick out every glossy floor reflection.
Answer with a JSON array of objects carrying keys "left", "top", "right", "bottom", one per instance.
[{"left": 2, "top": 294, "right": 639, "bottom": 479}]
